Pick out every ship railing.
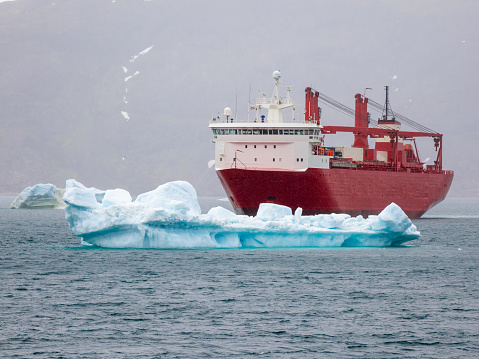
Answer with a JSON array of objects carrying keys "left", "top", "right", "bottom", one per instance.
[
  {"left": 209, "top": 117, "right": 299, "bottom": 124},
  {"left": 210, "top": 117, "right": 254, "bottom": 124},
  {"left": 231, "top": 157, "right": 246, "bottom": 169},
  {"left": 256, "top": 97, "right": 294, "bottom": 106},
  {"left": 349, "top": 162, "right": 453, "bottom": 175}
]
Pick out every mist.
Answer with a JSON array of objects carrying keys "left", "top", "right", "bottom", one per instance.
[{"left": 0, "top": 0, "right": 477, "bottom": 197}]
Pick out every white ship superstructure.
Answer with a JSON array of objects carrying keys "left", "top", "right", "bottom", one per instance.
[{"left": 209, "top": 71, "right": 331, "bottom": 173}]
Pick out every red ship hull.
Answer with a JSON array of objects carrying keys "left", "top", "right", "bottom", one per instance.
[{"left": 217, "top": 168, "right": 454, "bottom": 218}]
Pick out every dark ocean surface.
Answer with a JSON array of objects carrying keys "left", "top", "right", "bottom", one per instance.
[{"left": 0, "top": 196, "right": 478, "bottom": 358}]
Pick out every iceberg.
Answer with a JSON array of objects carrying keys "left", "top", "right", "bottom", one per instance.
[
  {"left": 11, "top": 183, "right": 66, "bottom": 209},
  {"left": 63, "top": 180, "right": 420, "bottom": 249}
]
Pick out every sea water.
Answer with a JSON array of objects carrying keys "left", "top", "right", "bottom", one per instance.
[{"left": 0, "top": 197, "right": 478, "bottom": 358}]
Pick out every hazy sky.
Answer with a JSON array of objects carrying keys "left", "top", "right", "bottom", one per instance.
[{"left": 0, "top": 0, "right": 477, "bottom": 197}]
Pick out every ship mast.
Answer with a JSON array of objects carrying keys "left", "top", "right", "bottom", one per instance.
[
  {"left": 382, "top": 85, "right": 395, "bottom": 122},
  {"left": 257, "top": 70, "right": 293, "bottom": 123}
]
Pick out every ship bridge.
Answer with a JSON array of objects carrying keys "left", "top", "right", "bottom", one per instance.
[{"left": 209, "top": 71, "right": 327, "bottom": 172}]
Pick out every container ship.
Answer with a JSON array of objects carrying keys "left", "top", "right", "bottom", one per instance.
[{"left": 209, "top": 71, "right": 453, "bottom": 218}]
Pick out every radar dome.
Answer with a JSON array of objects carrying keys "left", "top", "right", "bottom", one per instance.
[
  {"left": 224, "top": 107, "right": 232, "bottom": 116},
  {"left": 272, "top": 70, "right": 281, "bottom": 80}
]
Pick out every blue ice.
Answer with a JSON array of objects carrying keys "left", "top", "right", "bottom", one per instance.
[{"left": 63, "top": 180, "right": 420, "bottom": 249}]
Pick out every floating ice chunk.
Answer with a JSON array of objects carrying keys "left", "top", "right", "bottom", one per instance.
[
  {"left": 102, "top": 189, "right": 132, "bottom": 208},
  {"left": 135, "top": 181, "right": 201, "bottom": 216},
  {"left": 66, "top": 179, "right": 86, "bottom": 189},
  {"left": 122, "top": 66, "right": 128, "bottom": 73},
  {"left": 63, "top": 187, "right": 101, "bottom": 209},
  {"left": 65, "top": 179, "right": 105, "bottom": 203},
  {"left": 11, "top": 183, "right": 65, "bottom": 209},
  {"left": 63, "top": 180, "right": 420, "bottom": 249},
  {"left": 207, "top": 206, "right": 237, "bottom": 219},
  {"left": 256, "top": 203, "right": 292, "bottom": 221},
  {"left": 294, "top": 207, "right": 302, "bottom": 222},
  {"left": 377, "top": 202, "right": 416, "bottom": 233}
]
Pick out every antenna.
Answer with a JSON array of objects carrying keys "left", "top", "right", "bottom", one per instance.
[
  {"left": 235, "top": 92, "right": 237, "bottom": 121},
  {"left": 248, "top": 84, "right": 251, "bottom": 122}
]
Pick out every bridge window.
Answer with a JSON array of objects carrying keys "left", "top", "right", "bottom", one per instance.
[
  {"left": 253, "top": 129, "right": 259, "bottom": 135},
  {"left": 245, "top": 145, "right": 247, "bottom": 148},
  {"left": 274, "top": 145, "right": 276, "bottom": 148},
  {"left": 279, "top": 130, "right": 283, "bottom": 134},
  {"left": 272, "top": 129, "right": 278, "bottom": 135}
]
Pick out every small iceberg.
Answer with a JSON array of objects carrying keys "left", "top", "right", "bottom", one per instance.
[
  {"left": 11, "top": 183, "right": 66, "bottom": 209},
  {"left": 63, "top": 180, "right": 420, "bottom": 249}
]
